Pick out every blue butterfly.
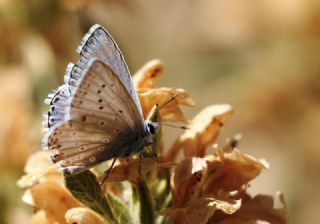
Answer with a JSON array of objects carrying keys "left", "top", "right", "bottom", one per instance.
[{"left": 43, "top": 24, "right": 160, "bottom": 175}]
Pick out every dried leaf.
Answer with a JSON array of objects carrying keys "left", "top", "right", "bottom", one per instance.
[
  {"left": 133, "top": 59, "right": 164, "bottom": 89},
  {"left": 31, "top": 182, "right": 81, "bottom": 224},
  {"left": 166, "top": 104, "right": 233, "bottom": 160},
  {"left": 204, "top": 148, "right": 268, "bottom": 195},
  {"left": 138, "top": 87, "right": 195, "bottom": 122},
  {"left": 65, "top": 207, "right": 106, "bottom": 224}
]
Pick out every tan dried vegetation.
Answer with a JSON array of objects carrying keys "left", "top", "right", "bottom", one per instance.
[{"left": 17, "top": 60, "right": 287, "bottom": 224}]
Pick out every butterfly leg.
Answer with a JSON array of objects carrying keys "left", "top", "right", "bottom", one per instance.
[
  {"left": 100, "top": 157, "right": 117, "bottom": 186},
  {"left": 151, "top": 146, "right": 159, "bottom": 163},
  {"left": 138, "top": 150, "right": 144, "bottom": 177}
]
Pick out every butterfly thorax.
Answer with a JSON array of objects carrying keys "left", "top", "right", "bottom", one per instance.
[{"left": 120, "top": 120, "right": 159, "bottom": 157}]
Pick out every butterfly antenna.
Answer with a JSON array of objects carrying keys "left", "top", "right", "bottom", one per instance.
[
  {"left": 163, "top": 123, "right": 190, "bottom": 130},
  {"left": 159, "top": 93, "right": 178, "bottom": 109}
]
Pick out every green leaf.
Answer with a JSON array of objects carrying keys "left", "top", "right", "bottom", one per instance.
[
  {"left": 106, "top": 190, "right": 133, "bottom": 224},
  {"left": 151, "top": 169, "right": 172, "bottom": 224},
  {"left": 63, "top": 170, "right": 116, "bottom": 224},
  {"left": 155, "top": 192, "right": 172, "bottom": 224},
  {"left": 132, "top": 179, "right": 155, "bottom": 224}
]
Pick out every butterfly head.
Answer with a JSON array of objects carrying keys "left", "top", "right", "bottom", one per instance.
[{"left": 145, "top": 120, "right": 160, "bottom": 137}]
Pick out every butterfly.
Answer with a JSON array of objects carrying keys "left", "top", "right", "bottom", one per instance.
[{"left": 42, "top": 24, "right": 160, "bottom": 175}]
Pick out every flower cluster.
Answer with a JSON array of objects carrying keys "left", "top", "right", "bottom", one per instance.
[{"left": 17, "top": 59, "right": 287, "bottom": 224}]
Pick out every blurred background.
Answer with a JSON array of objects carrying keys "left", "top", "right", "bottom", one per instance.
[{"left": 0, "top": 0, "right": 319, "bottom": 223}]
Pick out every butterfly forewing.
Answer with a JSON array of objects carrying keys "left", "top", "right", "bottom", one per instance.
[
  {"left": 76, "top": 24, "right": 143, "bottom": 117},
  {"left": 45, "top": 24, "right": 144, "bottom": 131},
  {"left": 67, "top": 60, "right": 143, "bottom": 131},
  {"left": 44, "top": 59, "right": 145, "bottom": 174}
]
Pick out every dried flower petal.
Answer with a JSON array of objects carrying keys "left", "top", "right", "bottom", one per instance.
[
  {"left": 207, "top": 198, "right": 241, "bottom": 214},
  {"left": 17, "top": 165, "right": 62, "bottom": 188},
  {"left": 17, "top": 151, "right": 62, "bottom": 188},
  {"left": 165, "top": 198, "right": 215, "bottom": 224},
  {"left": 65, "top": 207, "right": 106, "bottom": 224},
  {"left": 172, "top": 157, "right": 207, "bottom": 205},
  {"left": 24, "top": 151, "right": 53, "bottom": 173},
  {"left": 164, "top": 197, "right": 220, "bottom": 224},
  {"left": 105, "top": 158, "right": 157, "bottom": 183},
  {"left": 133, "top": 59, "right": 164, "bottom": 89},
  {"left": 166, "top": 104, "right": 233, "bottom": 160},
  {"left": 22, "top": 189, "right": 34, "bottom": 206},
  {"left": 31, "top": 210, "right": 53, "bottom": 224},
  {"left": 204, "top": 148, "right": 268, "bottom": 195},
  {"left": 209, "top": 193, "right": 287, "bottom": 224},
  {"left": 31, "top": 182, "right": 82, "bottom": 224},
  {"left": 166, "top": 196, "right": 241, "bottom": 224},
  {"left": 138, "top": 87, "right": 195, "bottom": 121}
]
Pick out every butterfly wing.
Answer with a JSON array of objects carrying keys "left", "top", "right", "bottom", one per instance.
[
  {"left": 75, "top": 24, "right": 143, "bottom": 117},
  {"left": 43, "top": 59, "right": 145, "bottom": 174},
  {"left": 44, "top": 24, "right": 143, "bottom": 129}
]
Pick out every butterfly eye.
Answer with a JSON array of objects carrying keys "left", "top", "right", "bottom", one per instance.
[{"left": 148, "top": 123, "right": 156, "bottom": 134}]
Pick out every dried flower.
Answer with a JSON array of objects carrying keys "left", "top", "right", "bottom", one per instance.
[
  {"left": 165, "top": 104, "right": 233, "bottom": 160},
  {"left": 137, "top": 87, "right": 195, "bottom": 122},
  {"left": 133, "top": 59, "right": 164, "bottom": 89},
  {"left": 65, "top": 208, "right": 106, "bottom": 224},
  {"left": 18, "top": 59, "right": 287, "bottom": 224}
]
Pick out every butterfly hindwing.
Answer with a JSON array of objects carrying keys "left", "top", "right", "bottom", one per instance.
[
  {"left": 43, "top": 86, "right": 71, "bottom": 129},
  {"left": 45, "top": 120, "right": 126, "bottom": 174}
]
